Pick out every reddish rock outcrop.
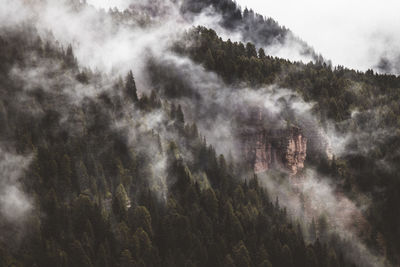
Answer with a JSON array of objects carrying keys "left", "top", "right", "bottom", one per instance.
[
  {"left": 284, "top": 127, "right": 307, "bottom": 174},
  {"left": 238, "top": 107, "right": 307, "bottom": 175}
]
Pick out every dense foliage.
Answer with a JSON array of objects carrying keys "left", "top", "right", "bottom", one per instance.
[
  {"left": 0, "top": 27, "right": 363, "bottom": 267},
  {"left": 1, "top": 0, "right": 400, "bottom": 266},
  {"left": 177, "top": 26, "right": 400, "bottom": 265}
]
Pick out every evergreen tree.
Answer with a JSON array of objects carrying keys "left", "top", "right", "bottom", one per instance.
[
  {"left": 258, "top": 48, "right": 266, "bottom": 59},
  {"left": 125, "top": 70, "right": 138, "bottom": 102},
  {"left": 246, "top": 42, "right": 257, "bottom": 58},
  {"left": 65, "top": 44, "right": 77, "bottom": 68}
]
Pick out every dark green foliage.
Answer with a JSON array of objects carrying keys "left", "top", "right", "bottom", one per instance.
[
  {"left": 125, "top": 70, "right": 138, "bottom": 102},
  {"left": 65, "top": 44, "right": 78, "bottom": 68},
  {"left": 176, "top": 26, "right": 400, "bottom": 266},
  {"left": 1, "top": 16, "right": 399, "bottom": 267}
]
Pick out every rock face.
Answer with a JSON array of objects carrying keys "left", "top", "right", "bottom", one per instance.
[
  {"left": 285, "top": 127, "right": 307, "bottom": 174},
  {"left": 239, "top": 107, "right": 307, "bottom": 175},
  {"left": 242, "top": 131, "right": 269, "bottom": 173},
  {"left": 242, "top": 127, "right": 307, "bottom": 174}
]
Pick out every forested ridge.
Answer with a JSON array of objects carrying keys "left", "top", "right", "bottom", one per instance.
[
  {"left": 180, "top": 0, "right": 318, "bottom": 61},
  {"left": 0, "top": 27, "right": 358, "bottom": 267},
  {"left": 176, "top": 26, "right": 400, "bottom": 265},
  {"left": 0, "top": 1, "right": 399, "bottom": 267}
]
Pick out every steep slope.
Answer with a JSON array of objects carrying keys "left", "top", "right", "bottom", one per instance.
[
  {"left": 178, "top": 26, "right": 400, "bottom": 266},
  {"left": 0, "top": 13, "right": 377, "bottom": 267},
  {"left": 180, "top": 0, "right": 320, "bottom": 62},
  {"left": 1, "top": 1, "right": 400, "bottom": 267},
  {"left": 0, "top": 25, "right": 363, "bottom": 267},
  {"left": 107, "top": 0, "right": 320, "bottom": 63}
]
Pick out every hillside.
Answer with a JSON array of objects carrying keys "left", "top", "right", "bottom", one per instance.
[{"left": 0, "top": 1, "right": 399, "bottom": 267}]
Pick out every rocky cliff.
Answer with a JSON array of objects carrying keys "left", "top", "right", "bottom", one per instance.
[
  {"left": 284, "top": 127, "right": 307, "bottom": 174},
  {"left": 241, "top": 127, "right": 307, "bottom": 174},
  {"left": 238, "top": 107, "right": 307, "bottom": 175}
]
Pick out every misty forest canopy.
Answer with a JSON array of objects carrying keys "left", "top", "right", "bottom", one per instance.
[{"left": 0, "top": 1, "right": 400, "bottom": 267}]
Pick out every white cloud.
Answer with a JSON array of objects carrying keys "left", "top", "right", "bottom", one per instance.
[
  {"left": 0, "top": 148, "right": 32, "bottom": 223},
  {"left": 86, "top": 0, "right": 131, "bottom": 10}
]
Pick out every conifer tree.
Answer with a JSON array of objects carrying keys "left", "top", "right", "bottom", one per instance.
[
  {"left": 65, "top": 44, "right": 77, "bottom": 68},
  {"left": 246, "top": 42, "right": 257, "bottom": 58},
  {"left": 125, "top": 70, "right": 138, "bottom": 102},
  {"left": 258, "top": 48, "right": 266, "bottom": 59}
]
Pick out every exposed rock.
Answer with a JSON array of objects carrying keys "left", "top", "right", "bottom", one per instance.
[
  {"left": 284, "top": 127, "right": 307, "bottom": 174},
  {"left": 238, "top": 106, "right": 307, "bottom": 175},
  {"left": 241, "top": 126, "right": 307, "bottom": 174},
  {"left": 242, "top": 130, "right": 270, "bottom": 173}
]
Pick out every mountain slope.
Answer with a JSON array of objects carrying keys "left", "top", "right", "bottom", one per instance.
[
  {"left": 0, "top": 1, "right": 399, "bottom": 267},
  {"left": 180, "top": 0, "right": 319, "bottom": 62},
  {"left": 0, "top": 25, "right": 360, "bottom": 267}
]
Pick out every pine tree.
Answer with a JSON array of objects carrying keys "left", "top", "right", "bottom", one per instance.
[
  {"left": 125, "top": 70, "right": 138, "bottom": 102},
  {"left": 258, "top": 48, "right": 266, "bottom": 59},
  {"left": 65, "top": 44, "right": 77, "bottom": 68},
  {"left": 233, "top": 241, "right": 251, "bottom": 267},
  {"left": 246, "top": 42, "right": 257, "bottom": 58}
]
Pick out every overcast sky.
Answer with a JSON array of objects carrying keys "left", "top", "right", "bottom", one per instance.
[{"left": 235, "top": 0, "right": 400, "bottom": 72}]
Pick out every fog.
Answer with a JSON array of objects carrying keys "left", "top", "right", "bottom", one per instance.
[
  {"left": 86, "top": 0, "right": 131, "bottom": 10},
  {"left": 88, "top": 0, "right": 400, "bottom": 73},
  {"left": 236, "top": 0, "right": 400, "bottom": 74},
  {"left": 0, "top": 147, "right": 33, "bottom": 244},
  {"left": 0, "top": 0, "right": 393, "bottom": 265}
]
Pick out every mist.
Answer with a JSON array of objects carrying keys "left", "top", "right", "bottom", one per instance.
[
  {"left": 236, "top": 0, "right": 400, "bottom": 74},
  {"left": 0, "top": 149, "right": 33, "bottom": 228},
  {"left": 0, "top": 1, "right": 395, "bottom": 266},
  {"left": 147, "top": 44, "right": 392, "bottom": 266}
]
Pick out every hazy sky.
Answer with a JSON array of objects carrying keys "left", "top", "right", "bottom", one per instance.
[{"left": 235, "top": 0, "right": 400, "bottom": 72}]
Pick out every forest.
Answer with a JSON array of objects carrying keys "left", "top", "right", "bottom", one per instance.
[{"left": 0, "top": 0, "right": 399, "bottom": 267}]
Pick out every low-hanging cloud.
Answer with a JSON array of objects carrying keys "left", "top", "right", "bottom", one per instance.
[
  {"left": 258, "top": 169, "right": 385, "bottom": 267},
  {"left": 0, "top": 147, "right": 32, "bottom": 224},
  {"left": 1, "top": 1, "right": 394, "bottom": 266},
  {"left": 146, "top": 48, "right": 394, "bottom": 266},
  {"left": 236, "top": 0, "right": 400, "bottom": 74}
]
